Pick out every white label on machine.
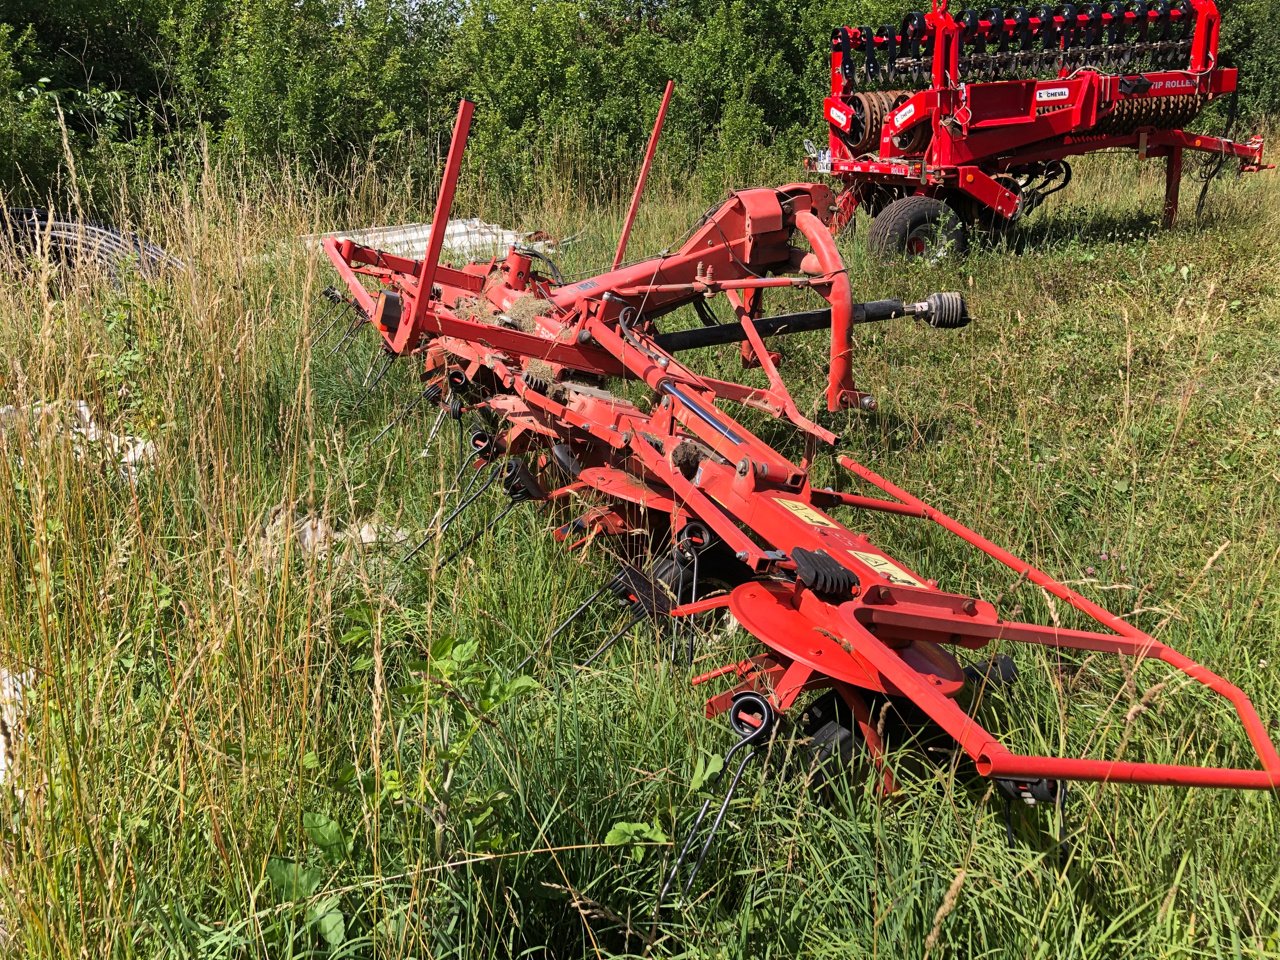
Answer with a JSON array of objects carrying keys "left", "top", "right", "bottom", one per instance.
[
  {"left": 828, "top": 106, "right": 849, "bottom": 127},
  {"left": 894, "top": 102, "right": 916, "bottom": 126},
  {"left": 850, "top": 550, "right": 926, "bottom": 588},
  {"left": 1036, "top": 86, "right": 1070, "bottom": 103},
  {"left": 775, "top": 498, "right": 839, "bottom": 528}
]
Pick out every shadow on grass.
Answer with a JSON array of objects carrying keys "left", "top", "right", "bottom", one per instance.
[{"left": 993, "top": 206, "right": 1164, "bottom": 256}]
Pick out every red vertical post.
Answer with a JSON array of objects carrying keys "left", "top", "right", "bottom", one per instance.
[
  {"left": 794, "top": 211, "right": 855, "bottom": 412},
  {"left": 398, "top": 99, "right": 475, "bottom": 354},
  {"left": 1163, "top": 146, "right": 1183, "bottom": 228},
  {"left": 612, "top": 81, "right": 675, "bottom": 271},
  {"left": 1186, "top": 0, "right": 1219, "bottom": 72}
]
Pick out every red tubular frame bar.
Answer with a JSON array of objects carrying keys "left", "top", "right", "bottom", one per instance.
[
  {"left": 613, "top": 80, "right": 674, "bottom": 270},
  {"left": 404, "top": 99, "right": 474, "bottom": 353},
  {"left": 836, "top": 454, "right": 1280, "bottom": 789}
]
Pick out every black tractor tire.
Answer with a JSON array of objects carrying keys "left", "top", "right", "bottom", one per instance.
[{"left": 867, "top": 195, "right": 969, "bottom": 261}]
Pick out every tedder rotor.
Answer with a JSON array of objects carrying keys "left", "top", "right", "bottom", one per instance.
[
  {"left": 810, "top": 0, "right": 1272, "bottom": 257},
  {"left": 321, "top": 89, "right": 1280, "bottom": 899}
]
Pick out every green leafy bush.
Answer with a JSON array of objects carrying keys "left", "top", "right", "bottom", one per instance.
[{"left": 2, "top": 0, "right": 1271, "bottom": 206}]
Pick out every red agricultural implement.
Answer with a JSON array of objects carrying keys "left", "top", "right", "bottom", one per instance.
[
  {"left": 321, "top": 93, "right": 1279, "bottom": 899},
  {"left": 810, "top": 0, "right": 1270, "bottom": 257}
]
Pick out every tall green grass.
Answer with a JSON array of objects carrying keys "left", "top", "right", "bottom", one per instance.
[{"left": 0, "top": 151, "right": 1277, "bottom": 957}]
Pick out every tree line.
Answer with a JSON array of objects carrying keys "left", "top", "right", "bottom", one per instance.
[{"left": 1, "top": 0, "right": 1275, "bottom": 205}]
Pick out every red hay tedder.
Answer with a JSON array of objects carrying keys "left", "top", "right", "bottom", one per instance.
[
  {"left": 810, "top": 0, "right": 1270, "bottom": 256},
  {"left": 321, "top": 89, "right": 1279, "bottom": 898}
]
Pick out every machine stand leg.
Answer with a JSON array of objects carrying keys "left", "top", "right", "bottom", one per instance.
[{"left": 1163, "top": 148, "right": 1184, "bottom": 229}]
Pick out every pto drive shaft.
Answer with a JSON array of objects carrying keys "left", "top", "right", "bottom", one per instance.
[{"left": 653, "top": 292, "right": 968, "bottom": 353}]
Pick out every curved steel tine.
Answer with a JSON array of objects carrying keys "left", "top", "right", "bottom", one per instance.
[
  {"left": 552, "top": 581, "right": 614, "bottom": 641},
  {"left": 353, "top": 353, "right": 395, "bottom": 413},
  {"left": 312, "top": 299, "right": 346, "bottom": 342},
  {"left": 438, "top": 500, "right": 518, "bottom": 568},
  {"left": 399, "top": 463, "right": 502, "bottom": 566},
  {"left": 656, "top": 692, "right": 776, "bottom": 907},
  {"left": 513, "top": 576, "right": 621, "bottom": 674},
  {"left": 329, "top": 311, "right": 367, "bottom": 357},
  {"left": 457, "top": 453, "right": 491, "bottom": 499},
  {"left": 579, "top": 612, "right": 645, "bottom": 668},
  {"left": 371, "top": 383, "right": 436, "bottom": 448},
  {"left": 423, "top": 407, "right": 449, "bottom": 450},
  {"left": 439, "top": 463, "right": 502, "bottom": 536},
  {"left": 683, "top": 746, "right": 761, "bottom": 896},
  {"left": 657, "top": 734, "right": 756, "bottom": 908},
  {"left": 450, "top": 452, "right": 478, "bottom": 496}
]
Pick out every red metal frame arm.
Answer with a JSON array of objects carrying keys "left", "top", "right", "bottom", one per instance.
[
  {"left": 835, "top": 454, "right": 1280, "bottom": 787},
  {"left": 613, "top": 80, "right": 674, "bottom": 270},
  {"left": 408, "top": 99, "right": 475, "bottom": 353}
]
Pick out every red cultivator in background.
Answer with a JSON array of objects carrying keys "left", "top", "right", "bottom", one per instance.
[
  {"left": 322, "top": 93, "right": 1279, "bottom": 898},
  {"left": 811, "top": 0, "right": 1270, "bottom": 257}
]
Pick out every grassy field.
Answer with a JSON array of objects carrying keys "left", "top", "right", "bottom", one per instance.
[{"left": 0, "top": 149, "right": 1278, "bottom": 958}]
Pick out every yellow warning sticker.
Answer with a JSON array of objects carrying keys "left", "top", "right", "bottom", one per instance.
[
  {"left": 850, "top": 550, "right": 925, "bottom": 588},
  {"left": 774, "top": 498, "right": 839, "bottom": 528}
]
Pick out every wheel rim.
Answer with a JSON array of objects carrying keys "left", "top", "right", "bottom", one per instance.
[{"left": 905, "top": 222, "right": 956, "bottom": 262}]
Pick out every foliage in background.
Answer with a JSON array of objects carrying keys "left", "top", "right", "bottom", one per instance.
[
  {"left": 4, "top": 0, "right": 1272, "bottom": 207},
  {"left": 1218, "top": 0, "right": 1280, "bottom": 121},
  {"left": 0, "top": 25, "right": 67, "bottom": 200}
]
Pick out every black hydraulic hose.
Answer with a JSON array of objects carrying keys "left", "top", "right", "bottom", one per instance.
[
  {"left": 1195, "top": 83, "right": 1240, "bottom": 219},
  {"left": 514, "top": 245, "right": 565, "bottom": 284}
]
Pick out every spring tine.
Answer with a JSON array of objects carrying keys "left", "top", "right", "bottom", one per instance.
[
  {"left": 458, "top": 452, "right": 494, "bottom": 499},
  {"left": 655, "top": 692, "right": 776, "bottom": 908},
  {"left": 353, "top": 353, "right": 396, "bottom": 412},
  {"left": 399, "top": 530, "right": 435, "bottom": 567},
  {"left": 438, "top": 500, "right": 519, "bottom": 569},
  {"left": 682, "top": 746, "right": 762, "bottom": 896},
  {"left": 438, "top": 464, "right": 503, "bottom": 537},
  {"left": 657, "top": 733, "right": 756, "bottom": 908},
  {"left": 550, "top": 581, "right": 614, "bottom": 642},
  {"left": 354, "top": 345, "right": 382, "bottom": 388},
  {"left": 579, "top": 612, "right": 644, "bottom": 668},
  {"left": 361, "top": 350, "right": 390, "bottom": 389},
  {"left": 658, "top": 795, "right": 718, "bottom": 907},
  {"left": 451, "top": 451, "right": 481, "bottom": 494},
  {"left": 312, "top": 300, "right": 346, "bottom": 342},
  {"left": 398, "top": 466, "right": 502, "bottom": 566},
  {"left": 370, "top": 383, "right": 436, "bottom": 448},
  {"left": 329, "top": 313, "right": 367, "bottom": 357},
  {"left": 423, "top": 407, "right": 449, "bottom": 450},
  {"left": 452, "top": 427, "right": 497, "bottom": 495},
  {"left": 513, "top": 576, "right": 622, "bottom": 674}
]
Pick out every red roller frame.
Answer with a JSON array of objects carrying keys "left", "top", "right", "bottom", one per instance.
[{"left": 815, "top": 0, "right": 1271, "bottom": 232}]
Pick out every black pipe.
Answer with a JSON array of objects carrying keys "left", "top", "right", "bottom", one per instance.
[{"left": 653, "top": 299, "right": 915, "bottom": 354}]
